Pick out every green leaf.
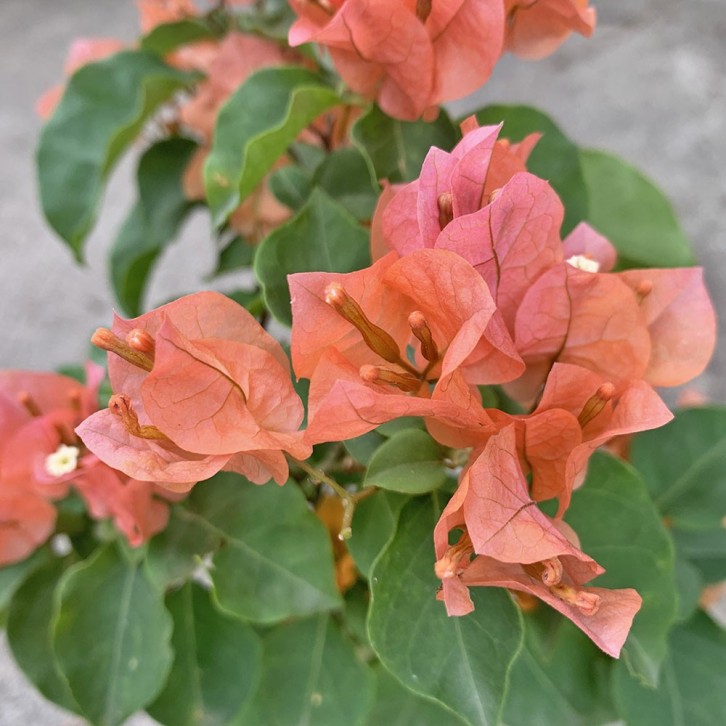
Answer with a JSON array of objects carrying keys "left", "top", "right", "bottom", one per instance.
[
  {"left": 566, "top": 453, "right": 678, "bottom": 687},
  {"left": 186, "top": 472, "right": 341, "bottom": 623},
  {"left": 368, "top": 497, "right": 524, "bottom": 726},
  {"left": 111, "top": 137, "right": 198, "bottom": 315},
  {"left": 37, "top": 50, "right": 195, "bottom": 259},
  {"left": 348, "top": 491, "right": 409, "bottom": 579},
  {"left": 674, "top": 557, "right": 703, "bottom": 623},
  {"left": 7, "top": 560, "right": 81, "bottom": 714},
  {"left": 672, "top": 527, "right": 726, "bottom": 585},
  {"left": 0, "top": 548, "right": 48, "bottom": 611},
  {"left": 140, "top": 18, "right": 216, "bottom": 56},
  {"left": 472, "top": 104, "right": 588, "bottom": 235},
  {"left": 631, "top": 407, "right": 726, "bottom": 531},
  {"left": 268, "top": 164, "right": 314, "bottom": 211},
  {"left": 312, "top": 147, "right": 379, "bottom": 220},
  {"left": 204, "top": 66, "right": 340, "bottom": 225},
  {"left": 344, "top": 430, "right": 387, "bottom": 467},
  {"left": 352, "top": 104, "right": 458, "bottom": 183},
  {"left": 237, "top": 614, "right": 374, "bottom": 726},
  {"left": 369, "top": 666, "right": 465, "bottom": 725},
  {"left": 148, "top": 583, "right": 262, "bottom": 726},
  {"left": 503, "top": 609, "right": 617, "bottom": 726},
  {"left": 613, "top": 611, "right": 726, "bottom": 725},
  {"left": 52, "top": 545, "right": 173, "bottom": 726},
  {"left": 254, "top": 188, "right": 370, "bottom": 325},
  {"left": 364, "top": 429, "right": 447, "bottom": 495},
  {"left": 580, "top": 149, "right": 694, "bottom": 268},
  {"left": 214, "top": 235, "right": 257, "bottom": 275},
  {"left": 145, "top": 505, "right": 223, "bottom": 591}
]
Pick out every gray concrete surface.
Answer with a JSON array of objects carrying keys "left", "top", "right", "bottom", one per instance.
[{"left": 0, "top": 0, "right": 724, "bottom": 723}]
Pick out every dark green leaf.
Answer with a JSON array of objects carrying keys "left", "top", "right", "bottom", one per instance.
[
  {"left": 368, "top": 497, "right": 524, "bottom": 726},
  {"left": 0, "top": 548, "right": 48, "bottom": 611},
  {"left": 344, "top": 430, "right": 387, "bottom": 467},
  {"left": 145, "top": 505, "right": 223, "bottom": 591},
  {"left": 111, "top": 137, "right": 198, "bottom": 316},
  {"left": 268, "top": 164, "right": 313, "bottom": 211},
  {"left": 140, "top": 18, "right": 216, "bottom": 56},
  {"left": 364, "top": 429, "right": 447, "bottom": 495},
  {"left": 580, "top": 149, "right": 694, "bottom": 268},
  {"left": 53, "top": 545, "right": 173, "bottom": 726},
  {"left": 369, "top": 666, "right": 465, "bottom": 725},
  {"left": 503, "top": 608, "right": 617, "bottom": 726},
  {"left": 204, "top": 67, "right": 340, "bottom": 224},
  {"left": 186, "top": 473, "right": 341, "bottom": 623},
  {"left": 672, "top": 527, "right": 726, "bottom": 585},
  {"left": 254, "top": 188, "right": 370, "bottom": 325},
  {"left": 348, "top": 490, "right": 408, "bottom": 579},
  {"left": 148, "top": 583, "right": 262, "bottom": 726},
  {"left": 566, "top": 453, "right": 678, "bottom": 686},
  {"left": 237, "top": 614, "right": 374, "bottom": 726},
  {"left": 674, "top": 557, "right": 703, "bottom": 623},
  {"left": 214, "top": 236, "right": 256, "bottom": 275},
  {"left": 632, "top": 407, "right": 726, "bottom": 530},
  {"left": 352, "top": 104, "right": 458, "bottom": 183},
  {"left": 613, "top": 612, "right": 726, "bottom": 725},
  {"left": 472, "top": 104, "right": 588, "bottom": 235},
  {"left": 312, "top": 147, "right": 379, "bottom": 220},
  {"left": 38, "top": 50, "right": 195, "bottom": 258},
  {"left": 7, "top": 560, "right": 80, "bottom": 714}
]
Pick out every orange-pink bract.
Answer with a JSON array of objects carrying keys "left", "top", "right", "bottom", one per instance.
[
  {"left": 434, "top": 426, "right": 641, "bottom": 657},
  {"left": 289, "top": 249, "right": 523, "bottom": 443},
  {"left": 288, "top": 0, "right": 504, "bottom": 120},
  {"left": 77, "top": 292, "right": 310, "bottom": 488},
  {"left": 504, "top": 0, "right": 596, "bottom": 60}
]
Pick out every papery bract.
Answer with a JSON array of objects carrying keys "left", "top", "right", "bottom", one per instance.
[
  {"left": 616, "top": 267, "right": 716, "bottom": 387},
  {"left": 290, "top": 249, "right": 522, "bottom": 442},
  {"left": 504, "top": 0, "right": 596, "bottom": 60},
  {"left": 288, "top": 0, "right": 504, "bottom": 120},
  {"left": 434, "top": 426, "right": 641, "bottom": 657},
  {"left": 78, "top": 292, "right": 310, "bottom": 488},
  {"left": 508, "top": 262, "right": 651, "bottom": 403}
]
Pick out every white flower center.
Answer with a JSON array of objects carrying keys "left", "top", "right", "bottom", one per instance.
[
  {"left": 566, "top": 254, "right": 600, "bottom": 273},
  {"left": 44, "top": 444, "right": 80, "bottom": 477}
]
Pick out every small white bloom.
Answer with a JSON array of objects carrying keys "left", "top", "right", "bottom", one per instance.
[
  {"left": 44, "top": 444, "right": 80, "bottom": 477},
  {"left": 566, "top": 254, "right": 600, "bottom": 273}
]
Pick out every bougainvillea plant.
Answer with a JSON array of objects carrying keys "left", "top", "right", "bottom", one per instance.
[{"left": 2, "top": 0, "right": 725, "bottom": 724}]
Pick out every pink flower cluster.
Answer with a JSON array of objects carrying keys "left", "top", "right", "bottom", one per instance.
[
  {"left": 287, "top": 120, "right": 716, "bottom": 657},
  {"left": 288, "top": 0, "right": 596, "bottom": 119},
  {"left": 0, "top": 365, "right": 178, "bottom": 565}
]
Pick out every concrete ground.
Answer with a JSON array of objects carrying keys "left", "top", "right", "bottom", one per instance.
[{"left": 0, "top": 0, "right": 724, "bottom": 723}]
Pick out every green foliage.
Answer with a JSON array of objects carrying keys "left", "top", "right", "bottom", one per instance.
[
  {"left": 37, "top": 50, "right": 195, "bottom": 259},
  {"left": 364, "top": 429, "right": 448, "bottom": 494},
  {"left": 472, "top": 104, "right": 589, "bottom": 235},
  {"left": 254, "top": 188, "right": 370, "bottom": 325},
  {"left": 204, "top": 67, "right": 341, "bottom": 224},
  {"left": 148, "top": 583, "right": 262, "bottom": 726},
  {"left": 503, "top": 609, "right": 617, "bottom": 726},
  {"left": 368, "top": 496, "right": 524, "bottom": 726},
  {"left": 566, "top": 453, "right": 678, "bottom": 687},
  {"left": 348, "top": 490, "right": 409, "bottom": 579},
  {"left": 580, "top": 149, "right": 694, "bottom": 268},
  {"left": 140, "top": 18, "right": 217, "bottom": 56},
  {"left": 52, "top": 545, "right": 173, "bottom": 726},
  {"left": 111, "top": 137, "right": 198, "bottom": 315},
  {"left": 236, "top": 615, "right": 374, "bottom": 725},
  {"left": 7, "top": 560, "right": 81, "bottom": 713},
  {"left": 185, "top": 472, "right": 342, "bottom": 623},
  {"left": 352, "top": 104, "right": 458, "bottom": 182},
  {"left": 613, "top": 612, "right": 726, "bottom": 725}
]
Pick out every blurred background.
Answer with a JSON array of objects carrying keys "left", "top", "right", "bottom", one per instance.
[{"left": 0, "top": 0, "right": 724, "bottom": 722}]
